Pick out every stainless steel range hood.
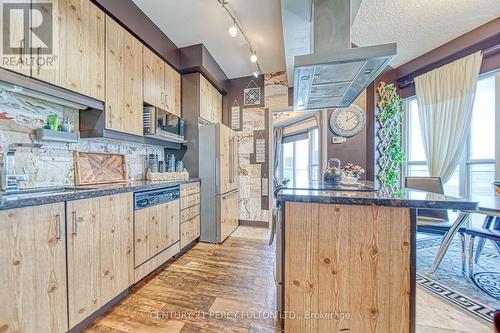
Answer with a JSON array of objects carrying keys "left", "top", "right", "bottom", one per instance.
[{"left": 293, "top": 0, "right": 396, "bottom": 111}]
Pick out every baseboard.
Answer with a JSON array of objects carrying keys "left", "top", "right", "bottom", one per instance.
[{"left": 239, "top": 219, "right": 269, "bottom": 228}]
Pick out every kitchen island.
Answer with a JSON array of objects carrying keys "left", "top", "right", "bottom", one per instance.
[{"left": 276, "top": 185, "right": 478, "bottom": 333}]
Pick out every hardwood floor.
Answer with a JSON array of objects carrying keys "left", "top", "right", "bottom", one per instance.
[{"left": 85, "top": 227, "right": 491, "bottom": 333}]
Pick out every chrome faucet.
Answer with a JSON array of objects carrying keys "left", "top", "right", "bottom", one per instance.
[{"left": 2, "top": 144, "right": 37, "bottom": 192}]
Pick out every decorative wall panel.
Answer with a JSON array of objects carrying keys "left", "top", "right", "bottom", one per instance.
[{"left": 0, "top": 90, "right": 162, "bottom": 188}]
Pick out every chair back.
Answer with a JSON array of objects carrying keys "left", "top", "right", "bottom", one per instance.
[
  {"left": 405, "top": 177, "right": 449, "bottom": 221},
  {"left": 495, "top": 310, "right": 500, "bottom": 333}
]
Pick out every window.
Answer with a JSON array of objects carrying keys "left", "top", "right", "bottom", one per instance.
[
  {"left": 405, "top": 73, "right": 498, "bottom": 197},
  {"left": 281, "top": 128, "right": 319, "bottom": 187}
]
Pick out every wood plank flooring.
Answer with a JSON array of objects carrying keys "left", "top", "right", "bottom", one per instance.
[{"left": 84, "top": 226, "right": 492, "bottom": 333}]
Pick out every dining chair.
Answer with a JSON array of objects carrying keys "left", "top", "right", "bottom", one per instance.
[
  {"left": 462, "top": 226, "right": 500, "bottom": 278},
  {"left": 495, "top": 310, "right": 500, "bottom": 333},
  {"left": 473, "top": 216, "right": 500, "bottom": 264},
  {"left": 405, "top": 177, "right": 470, "bottom": 273}
]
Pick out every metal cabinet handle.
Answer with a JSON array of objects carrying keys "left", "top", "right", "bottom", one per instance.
[
  {"left": 37, "top": 47, "right": 41, "bottom": 74},
  {"left": 19, "top": 39, "right": 25, "bottom": 64},
  {"left": 72, "top": 211, "right": 77, "bottom": 236},
  {"left": 55, "top": 214, "right": 62, "bottom": 240}
]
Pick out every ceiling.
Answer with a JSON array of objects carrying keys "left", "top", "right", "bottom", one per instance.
[
  {"left": 351, "top": 0, "right": 500, "bottom": 69},
  {"left": 132, "top": 0, "right": 286, "bottom": 79},
  {"left": 282, "top": 0, "right": 500, "bottom": 86}
]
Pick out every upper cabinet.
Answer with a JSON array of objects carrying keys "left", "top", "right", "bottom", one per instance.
[
  {"left": 1, "top": 0, "right": 105, "bottom": 101},
  {"left": 143, "top": 46, "right": 181, "bottom": 117},
  {"left": 200, "top": 75, "right": 222, "bottom": 124},
  {"left": 105, "top": 16, "right": 143, "bottom": 136}
]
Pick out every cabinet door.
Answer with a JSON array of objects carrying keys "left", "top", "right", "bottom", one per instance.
[
  {"left": 0, "top": 203, "right": 67, "bottom": 333},
  {"left": 30, "top": 0, "right": 105, "bottom": 100},
  {"left": 135, "top": 199, "right": 180, "bottom": 267},
  {"left": 67, "top": 193, "right": 133, "bottom": 328},
  {"left": 218, "top": 124, "right": 234, "bottom": 193},
  {"left": 220, "top": 190, "right": 239, "bottom": 242},
  {"left": 0, "top": 0, "right": 31, "bottom": 76},
  {"left": 212, "top": 85, "right": 222, "bottom": 123},
  {"left": 143, "top": 46, "right": 165, "bottom": 109},
  {"left": 199, "top": 75, "right": 212, "bottom": 122},
  {"left": 164, "top": 64, "right": 181, "bottom": 117},
  {"left": 105, "top": 16, "right": 143, "bottom": 136},
  {"left": 30, "top": 0, "right": 60, "bottom": 83}
]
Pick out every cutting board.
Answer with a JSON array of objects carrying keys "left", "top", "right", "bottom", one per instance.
[{"left": 74, "top": 151, "right": 128, "bottom": 185}]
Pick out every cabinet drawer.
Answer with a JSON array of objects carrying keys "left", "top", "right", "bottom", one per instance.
[
  {"left": 180, "top": 215, "right": 200, "bottom": 248},
  {"left": 180, "top": 192, "right": 200, "bottom": 210},
  {"left": 180, "top": 182, "right": 200, "bottom": 197},
  {"left": 181, "top": 204, "right": 200, "bottom": 222}
]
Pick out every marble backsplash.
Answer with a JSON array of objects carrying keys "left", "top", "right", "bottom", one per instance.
[{"left": 0, "top": 89, "right": 163, "bottom": 189}]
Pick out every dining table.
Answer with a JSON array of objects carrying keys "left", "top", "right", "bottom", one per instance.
[{"left": 431, "top": 192, "right": 500, "bottom": 273}]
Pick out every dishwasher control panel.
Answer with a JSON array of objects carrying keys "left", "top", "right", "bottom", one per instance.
[{"left": 134, "top": 186, "right": 180, "bottom": 210}]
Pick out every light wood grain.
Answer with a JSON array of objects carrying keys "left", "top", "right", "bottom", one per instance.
[
  {"left": 105, "top": 15, "right": 143, "bottom": 136},
  {"left": 180, "top": 192, "right": 200, "bottom": 210},
  {"left": 180, "top": 182, "right": 200, "bottom": 197},
  {"left": 181, "top": 204, "right": 200, "bottom": 222},
  {"left": 29, "top": 0, "right": 105, "bottom": 100},
  {"left": 74, "top": 151, "right": 127, "bottom": 185},
  {"left": 134, "top": 242, "right": 181, "bottom": 283},
  {"left": 0, "top": 0, "right": 31, "bottom": 76},
  {"left": 67, "top": 193, "right": 134, "bottom": 328},
  {"left": 134, "top": 199, "right": 180, "bottom": 267},
  {"left": 0, "top": 203, "right": 68, "bottom": 333},
  {"left": 220, "top": 190, "right": 239, "bottom": 242},
  {"left": 164, "top": 63, "right": 181, "bottom": 117},
  {"left": 180, "top": 215, "right": 201, "bottom": 248},
  {"left": 199, "top": 75, "right": 222, "bottom": 123},
  {"left": 285, "top": 203, "right": 412, "bottom": 333}
]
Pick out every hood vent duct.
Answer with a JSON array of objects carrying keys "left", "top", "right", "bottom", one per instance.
[{"left": 293, "top": 0, "right": 396, "bottom": 111}]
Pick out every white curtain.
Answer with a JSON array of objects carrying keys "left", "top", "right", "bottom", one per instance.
[{"left": 414, "top": 51, "right": 483, "bottom": 183}]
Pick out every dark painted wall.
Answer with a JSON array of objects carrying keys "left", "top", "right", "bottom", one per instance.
[{"left": 326, "top": 92, "right": 372, "bottom": 180}]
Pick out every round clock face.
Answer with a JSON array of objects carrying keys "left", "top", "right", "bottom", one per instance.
[{"left": 329, "top": 104, "right": 366, "bottom": 137}]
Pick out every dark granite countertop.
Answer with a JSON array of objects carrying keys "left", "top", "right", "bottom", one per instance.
[
  {"left": 0, "top": 179, "right": 200, "bottom": 211},
  {"left": 278, "top": 187, "right": 478, "bottom": 211}
]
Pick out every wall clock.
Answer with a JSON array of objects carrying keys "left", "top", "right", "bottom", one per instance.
[{"left": 329, "top": 104, "right": 366, "bottom": 137}]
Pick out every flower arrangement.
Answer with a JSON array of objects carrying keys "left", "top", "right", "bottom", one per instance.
[{"left": 342, "top": 163, "right": 365, "bottom": 179}]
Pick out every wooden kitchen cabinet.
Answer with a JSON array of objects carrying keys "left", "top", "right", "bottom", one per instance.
[
  {"left": 0, "top": 203, "right": 68, "bottom": 333},
  {"left": 143, "top": 45, "right": 181, "bottom": 117},
  {"left": 143, "top": 46, "right": 165, "bottom": 109},
  {"left": 180, "top": 182, "right": 201, "bottom": 248},
  {"left": 164, "top": 63, "right": 181, "bottom": 117},
  {"left": 31, "top": 0, "right": 105, "bottom": 101},
  {"left": 134, "top": 199, "right": 180, "bottom": 267},
  {"left": 220, "top": 190, "right": 239, "bottom": 242},
  {"left": 0, "top": 0, "right": 31, "bottom": 76},
  {"left": 105, "top": 16, "right": 143, "bottom": 136},
  {"left": 200, "top": 75, "right": 222, "bottom": 123},
  {"left": 66, "top": 193, "right": 134, "bottom": 328}
]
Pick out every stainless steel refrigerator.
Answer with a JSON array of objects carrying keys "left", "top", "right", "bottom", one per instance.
[{"left": 199, "top": 123, "right": 239, "bottom": 243}]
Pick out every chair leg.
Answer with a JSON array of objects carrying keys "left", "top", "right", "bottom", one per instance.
[
  {"left": 468, "top": 235, "right": 475, "bottom": 280},
  {"left": 431, "top": 212, "right": 470, "bottom": 274},
  {"left": 475, "top": 216, "right": 494, "bottom": 264},
  {"left": 460, "top": 232, "right": 466, "bottom": 274}
]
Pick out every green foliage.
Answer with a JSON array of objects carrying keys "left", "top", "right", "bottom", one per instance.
[{"left": 376, "top": 82, "right": 404, "bottom": 189}]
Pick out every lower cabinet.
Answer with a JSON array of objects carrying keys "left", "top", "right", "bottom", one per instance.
[
  {"left": 180, "top": 182, "right": 201, "bottom": 248},
  {"left": 220, "top": 190, "right": 239, "bottom": 242},
  {"left": 66, "top": 193, "right": 134, "bottom": 328},
  {"left": 134, "top": 199, "right": 180, "bottom": 267},
  {"left": 0, "top": 203, "right": 68, "bottom": 333}
]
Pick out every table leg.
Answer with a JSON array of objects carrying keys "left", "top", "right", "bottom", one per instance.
[{"left": 431, "top": 212, "right": 470, "bottom": 274}]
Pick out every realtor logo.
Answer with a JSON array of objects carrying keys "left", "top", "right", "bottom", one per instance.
[{"left": 2, "top": 2, "right": 53, "bottom": 55}]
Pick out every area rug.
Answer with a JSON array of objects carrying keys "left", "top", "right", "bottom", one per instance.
[{"left": 416, "top": 235, "right": 500, "bottom": 323}]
